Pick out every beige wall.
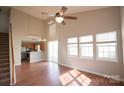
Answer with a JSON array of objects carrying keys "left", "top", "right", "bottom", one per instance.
[
  {"left": 27, "top": 15, "right": 46, "bottom": 37},
  {"left": 47, "top": 7, "right": 124, "bottom": 80},
  {"left": 120, "top": 7, "right": 124, "bottom": 79},
  {"left": 10, "top": 8, "right": 47, "bottom": 66}
]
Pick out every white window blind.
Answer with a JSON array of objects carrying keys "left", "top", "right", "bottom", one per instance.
[
  {"left": 96, "top": 31, "right": 117, "bottom": 61},
  {"left": 80, "top": 35, "right": 93, "bottom": 43},
  {"left": 68, "top": 38, "right": 78, "bottom": 43},
  {"left": 96, "top": 32, "right": 116, "bottom": 42}
]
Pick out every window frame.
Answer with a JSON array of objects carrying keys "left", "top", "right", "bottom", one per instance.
[
  {"left": 67, "top": 37, "right": 78, "bottom": 57},
  {"left": 96, "top": 32, "right": 117, "bottom": 62},
  {"left": 79, "top": 35, "right": 94, "bottom": 59}
]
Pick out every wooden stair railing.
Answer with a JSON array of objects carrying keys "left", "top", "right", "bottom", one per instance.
[{"left": 9, "top": 24, "right": 15, "bottom": 85}]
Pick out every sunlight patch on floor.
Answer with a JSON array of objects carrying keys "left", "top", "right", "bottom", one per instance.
[
  {"left": 59, "top": 69, "right": 91, "bottom": 86},
  {"left": 77, "top": 74, "right": 91, "bottom": 86},
  {"left": 69, "top": 69, "right": 81, "bottom": 77},
  {"left": 59, "top": 72, "right": 73, "bottom": 85}
]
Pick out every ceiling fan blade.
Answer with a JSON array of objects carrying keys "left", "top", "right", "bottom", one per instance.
[
  {"left": 62, "top": 20, "right": 66, "bottom": 25},
  {"left": 60, "top": 6, "right": 67, "bottom": 15},
  {"left": 41, "top": 12, "right": 48, "bottom": 15},
  {"left": 64, "top": 16, "right": 77, "bottom": 20},
  {"left": 41, "top": 12, "right": 55, "bottom": 17}
]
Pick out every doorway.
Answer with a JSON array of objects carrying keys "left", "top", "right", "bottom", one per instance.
[
  {"left": 48, "top": 40, "right": 58, "bottom": 63},
  {"left": 21, "top": 41, "right": 36, "bottom": 64}
]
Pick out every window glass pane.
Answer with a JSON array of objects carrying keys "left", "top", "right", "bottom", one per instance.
[
  {"left": 80, "top": 35, "right": 93, "bottom": 43},
  {"left": 80, "top": 44, "right": 93, "bottom": 57},
  {"left": 68, "top": 44, "right": 78, "bottom": 56},
  {"left": 68, "top": 37, "right": 77, "bottom": 43},
  {"left": 97, "top": 43, "right": 116, "bottom": 59},
  {"left": 96, "top": 32, "right": 116, "bottom": 42},
  {"left": 49, "top": 24, "right": 56, "bottom": 38}
]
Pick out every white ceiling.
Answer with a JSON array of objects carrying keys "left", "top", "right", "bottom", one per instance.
[{"left": 12, "top": 6, "right": 110, "bottom": 20}]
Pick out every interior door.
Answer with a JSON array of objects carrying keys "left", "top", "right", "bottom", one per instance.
[{"left": 48, "top": 40, "right": 58, "bottom": 63}]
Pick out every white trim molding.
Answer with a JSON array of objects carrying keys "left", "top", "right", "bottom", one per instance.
[{"left": 58, "top": 63, "right": 124, "bottom": 82}]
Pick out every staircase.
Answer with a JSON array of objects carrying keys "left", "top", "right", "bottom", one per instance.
[{"left": 0, "top": 32, "right": 10, "bottom": 86}]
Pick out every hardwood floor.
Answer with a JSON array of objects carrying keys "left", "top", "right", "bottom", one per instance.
[{"left": 15, "top": 61, "right": 124, "bottom": 86}]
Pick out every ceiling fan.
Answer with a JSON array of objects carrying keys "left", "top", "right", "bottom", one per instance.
[{"left": 41, "top": 6, "right": 77, "bottom": 25}]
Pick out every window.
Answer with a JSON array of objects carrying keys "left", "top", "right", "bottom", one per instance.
[
  {"left": 37, "top": 45, "right": 41, "bottom": 51},
  {"left": 68, "top": 37, "right": 78, "bottom": 56},
  {"left": 48, "top": 41, "right": 58, "bottom": 62},
  {"left": 96, "top": 32, "right": 117, "bottom": 61},
  {"left": 49, "top": 24, "right": 56, "bottom": 38},
  {"left": 79, "top": 35, "right": 93, "bottom": 58}
]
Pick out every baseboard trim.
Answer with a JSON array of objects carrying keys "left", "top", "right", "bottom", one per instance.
[
  {"left": 41, "top": 59, "right": 48, "bottom": 62},
  {"left": 30, "top": 59, "right": 48, "bottom": 63},
  {"left": 10, "top": 82, "right": 16, "bottom": 86},
  {"left": 30, "top": 60, "right": 42, "bottom": 63},
  {"left": 58, "top": 63, "right": 124, "bottom": 82},
  {"left": 15, "top": 63, "right": 21, "bottom": 66}
]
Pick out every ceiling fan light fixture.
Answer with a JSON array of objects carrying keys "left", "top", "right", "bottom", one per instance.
[{"left": 55, "top": 17, "right": 64, "bottom": 23}]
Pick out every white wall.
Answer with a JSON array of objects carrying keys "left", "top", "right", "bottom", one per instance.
[
  {"left": 10, "top": 8, "right": 47, "bottom": 66},
  {"left": 47, "top": 7, "right": 124, "bottom": 80}
]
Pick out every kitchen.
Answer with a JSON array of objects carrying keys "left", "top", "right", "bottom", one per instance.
[{"left": 21, "top": 36, "right": 46, "bottom": 64}]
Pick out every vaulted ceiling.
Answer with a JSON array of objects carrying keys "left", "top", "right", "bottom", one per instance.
[{"left": 12, "top": 6, "right": 110, "bottom": 20}]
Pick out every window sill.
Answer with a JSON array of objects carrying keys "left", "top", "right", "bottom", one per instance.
[
  {"left": 96, "top": 58, "right": 117, "bottom": 62},
  {"left": 79, "top": 56, "right": 94, "bottom": 60},
  {"left": 68, "top": 55, "right": 78, "bottom": 58}
]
